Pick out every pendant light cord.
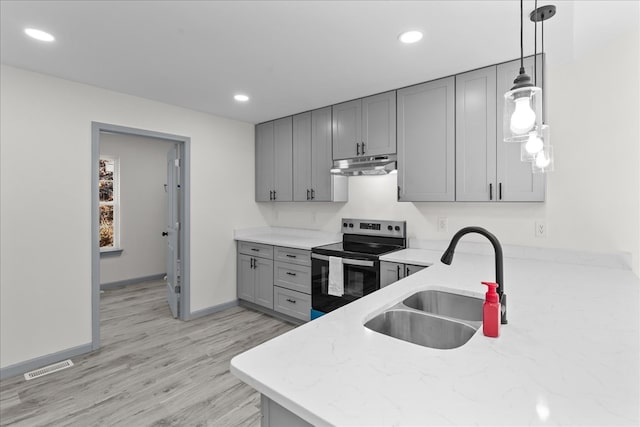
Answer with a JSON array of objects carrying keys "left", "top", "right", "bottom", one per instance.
[
  {"left": 519, "top": 0, "right": 524, "bottom": 71},
  {"left": 534, "top": 0, "right": 538, "bottom": 86},
  {"left": 541, "top": 11, "right": 545, "bottom": 122}
]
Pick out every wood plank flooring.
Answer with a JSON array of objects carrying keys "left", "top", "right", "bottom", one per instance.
[{"left": 0, "top": 280, "right": 295, "bottom": 426}]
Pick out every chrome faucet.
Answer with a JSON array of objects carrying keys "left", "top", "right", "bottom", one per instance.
[{"left": 440, "top": 226, "right": 507, "bottom": 324}]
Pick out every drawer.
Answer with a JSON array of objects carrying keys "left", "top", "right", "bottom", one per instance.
[
  {"left": 274, "top": 286, "right": 311, "bottom": 322},
  {"left": 274, "top": 246, "right": 310, "bottom": 267},
  {"left": 274, "top": 262, "right": 311, "bottom": 294},
  {"left": 238, "top": 241, "right": 273, "bottom": 259}
]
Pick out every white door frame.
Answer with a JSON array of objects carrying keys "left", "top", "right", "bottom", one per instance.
[{"left": 91, "top": 122, "right": 191, "bottom": 350}]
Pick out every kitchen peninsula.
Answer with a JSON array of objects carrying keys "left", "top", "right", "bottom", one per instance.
[{"left": 231, "top": 243, "right": 639, "bottom": 426}]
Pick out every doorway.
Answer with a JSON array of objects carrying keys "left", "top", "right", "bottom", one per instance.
[{"left": 91, "top": 122, "right": 191, "bottom": 350}]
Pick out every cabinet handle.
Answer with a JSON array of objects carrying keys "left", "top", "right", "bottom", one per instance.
[
  {"left": 361, "top": 142, "right": 366, "bottom": 155},
  {"left": 310, "top": 189, "right": 315, "bottom": 200},
  {"left": 269, "top": 190, "right": 273, "bottom": 200},
  {"left": 489, "top": 183, "right": 493, "bottom": 201},
  {"left": 397, "top": 265, "right": 401, "bottom": 280},
  {"left": 356, "top": 142, "right": 360, "bottom": 155},
  {"left": 286, "top": 298, "right": 297, "bottom": 304},
  {"left": 406, "top": 267, "right": 411, "bottom": 275},
  {"left": 397, "top": 186, "right": 401, "bottom": 200},
  {"left": 306, "top": 189, "right": 310, "bottom": 200},
  {"left": 286, "top": 272, "right": 297, "bottom": 276},
  {"left": 250, "top": 258, "right": 254, "bottom": 269},
  {"left": 273, "top": 190, "right": 276, "bottom": 200},
  {"left": 285, "top": 254, "right": 297, "bottom": 258},
  {"left": 499, "top": 183, "right": 503, "bottom": 200}
]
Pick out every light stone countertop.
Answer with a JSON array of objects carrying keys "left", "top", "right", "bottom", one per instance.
[
  {"left": 379, "top": 248, "right": 441, "bottom": 266},
  {"left": 233, "top": 226, "right": 341, "bottom": 251},
  {"left": 231, "top": 249, "right": 640, "bottom": 426}
]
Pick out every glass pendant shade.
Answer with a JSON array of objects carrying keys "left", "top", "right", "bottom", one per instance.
[
  {"left": 503, "top": 86, "right": 542, "bottom": 142},
  {"left": 521, "top": 124, "right": 549, "bottom": 161},
  {"left": 532, "top": 144, "right": 554, "bottom": 173}
]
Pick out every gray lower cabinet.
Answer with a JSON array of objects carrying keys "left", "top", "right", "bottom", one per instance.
[
  {"left": 238, "top": 243, "right": 312, "bottom": 321},
  {"left": 332, "top": 91, "right": 396, "bottom": 160},
  {"left": 261, "top": 395, "right": 312, "bottom": 427},
  {"left": 255, "top": 117, "right": 293, "bottom": 202},
  {"left": 273, "top": 246, "right": 311, "bottom": 321},
  {"left": 456, "top": 56, "right": 544, "bottom": 202},
  {"left": 397, "top": 77, "right": 455, "bottom": 201},
  {"left": 237, "top": 242, "right": 274, "bottom": 309},
  {"left": 293, "top": 108, "right": 347, "bottom": 202},
  {"left": 380, "top": 261, "right": 426, "bottom": 288}
]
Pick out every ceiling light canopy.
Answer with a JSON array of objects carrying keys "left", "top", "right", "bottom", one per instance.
[
  {"left": 234, "top": 94, "right": 249, "bottom": 102},
  {"left": 398, "top": 30, "right": 423, "bottom": 44},
  {"left": 24, "top": 28, "right": 55, "bottom": 42}
]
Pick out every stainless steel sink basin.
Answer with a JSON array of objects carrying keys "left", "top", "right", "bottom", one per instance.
[
  {"left": 402, "top": 290, "right": 483, "bottom": 322},
  {"left": 364, "top": 309, "right": 478, "bottom": 350}
]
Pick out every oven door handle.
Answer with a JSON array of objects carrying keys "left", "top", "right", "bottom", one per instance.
[{"left": 311, "top": 253, "right": 375, "bottom": 267}]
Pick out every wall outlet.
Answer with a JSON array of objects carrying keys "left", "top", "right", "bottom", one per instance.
[
  {"left": 535, "top": 221, "right": 546, "bottom": 238},
  {"left": 437, "top": 217, "right": 448, "bottom": 232}
]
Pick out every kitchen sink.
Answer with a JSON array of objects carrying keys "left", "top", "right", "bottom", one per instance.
[
  {"left": 402, "top": 290, "right": 483, "bottom": 322},
  {"left": 364, "top": 309, "right": 477, "bottom": 350}
]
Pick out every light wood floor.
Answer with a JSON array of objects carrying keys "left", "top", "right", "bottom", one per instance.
[{"left": 0, "top": 280, "right": 295, "bottom": 426}]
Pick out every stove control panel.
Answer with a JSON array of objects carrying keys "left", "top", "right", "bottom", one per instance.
[{"left": 341, "top": 218, "right": 406, "bottom": 238}]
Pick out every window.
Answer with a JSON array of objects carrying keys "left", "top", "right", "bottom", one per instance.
[{"left": 99, "top": 157, "right": 119, "bottom": 250}]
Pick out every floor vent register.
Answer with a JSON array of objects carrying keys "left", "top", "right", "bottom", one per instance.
[{"left": 24, "top": 359, "right": 74, "bottom": 380}]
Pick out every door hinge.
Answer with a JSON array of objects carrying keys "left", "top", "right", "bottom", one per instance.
[{"left": 174, "top": 285, "right": 181, "bottom": 293}]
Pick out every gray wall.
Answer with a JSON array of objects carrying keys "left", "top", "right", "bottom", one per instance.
[{"left": 99, "top": 133, "right": 174, "bottom": 284}]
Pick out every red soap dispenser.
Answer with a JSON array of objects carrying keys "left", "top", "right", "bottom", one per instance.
[{"left": 481, "top": 281, "right": 500, "bottom": 338}]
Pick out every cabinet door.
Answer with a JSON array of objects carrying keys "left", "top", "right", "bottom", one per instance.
[
  {"left": 404, "top": 264, "right": 426, "bottom": 276},
  {"left": 397, "top": 78, "right": 455, "bottom": 201},
  {"left": 311, "top": 107, "right": 337, "bottom": 201},
  {"left": 255, "top": 122, "right": 275, "bottom": 202},
  {"left": 332, "top": 99, "right": 361, "bottom": 160},
  {"left": 496, "top": 56, "right": 545, "bottom": 201},
  {"left": 380, "top": 261, "right": 404, "bottom": 288},
  {"left": 273, "top": 117, "right": 293, "bottom": 202},
  {"left": 362, "top": 91, "right": 396, "bottom": 156},
  {"left": 293, "top": 112, "right": 312, "bottom": 201},
  {"left": 455, "top": 66, "right": 497, "bottom": 201},
  {"left": 254, "top": 257, "right": 274, "bottom": 309},
  {"left": 237, "top": 253, "right": 255, "bottom": 302}
]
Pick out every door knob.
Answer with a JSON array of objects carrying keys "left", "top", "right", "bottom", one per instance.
[{"left": 162, "top": 232, "right": 168, "bottom": 236}]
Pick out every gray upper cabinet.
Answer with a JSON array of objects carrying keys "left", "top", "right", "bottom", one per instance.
[
  {"left": 496, "top": 56, "right": 545, "bottom": 201},
  {"left": 293, "top": 107, "right": 348, "bottom": 202},
  {"left": 292, "top": 112, "right": 313, "bottom": 201},
  {"left": 332, "top": 99, "right": 362, "bottom": 159},
  {"left": 332, "top": 91, "right": 396, "bottom": 160},
  {"left": 397, "top": 77, "right": 455, "bottom": 202},
  {"left": 455, "top": 66, "right": 497, "bottom": 202},
  {"left": 255, "top": 122, "right": 275, "bottom": 202},
  {"left": 362, "top": 91, "right": 397, "bottom": 157},
  {"left": 256, "top": 117, "right": 293, "bottom": 202},
  {"left": 456, "top": 56, "right": 544, "bottom": 202}
]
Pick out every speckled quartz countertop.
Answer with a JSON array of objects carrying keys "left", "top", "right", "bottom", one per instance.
[
  {"left": 231, "top": 245, "right": 640, "bottom": 426},
  {"left": 233, "top": 226, "right": 341, "bottom": 250}
]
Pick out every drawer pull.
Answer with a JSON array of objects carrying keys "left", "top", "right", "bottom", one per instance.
[
  {"left": 285, "top": 254, "right": 297, "bottom": 258},
  {"left": 286, "top": 298, "right": 297, "bottom": 304},
  {"left": 251, "top": 248, "right": 259, "bottom": 252},
  {"left": 286, "top": 272, "right": 297, "bottom": 276}
]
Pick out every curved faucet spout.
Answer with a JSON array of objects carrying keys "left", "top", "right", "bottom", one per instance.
[{"left": 440, "top": 226, "right": 507, "bottom": 324}]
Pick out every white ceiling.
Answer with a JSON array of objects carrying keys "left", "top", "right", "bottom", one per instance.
[{"left": 0, "top": 1, "right": 635, "bottom": 124}]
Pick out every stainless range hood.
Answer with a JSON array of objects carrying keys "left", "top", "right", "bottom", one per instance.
[{"left": 330, "top": 154, "right": 397, "bottom": 176}]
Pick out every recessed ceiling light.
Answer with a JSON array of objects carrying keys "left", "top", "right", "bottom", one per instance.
[
  {"left": 234, "top": 94, "right": 250, "bottom": 102},
  {"left": 24, "top": 28, "right": 55, "bottom": 42},
  {"left": 398, "top": 30, "right": 423, "bottom": 44}
]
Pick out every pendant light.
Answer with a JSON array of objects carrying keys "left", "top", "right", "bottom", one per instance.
[
  {"left": 529, "top": 3, "right": 556, "bottom": 173},
  {"left": 503, "top": 0, "right": 542, "bottom": 143}
]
